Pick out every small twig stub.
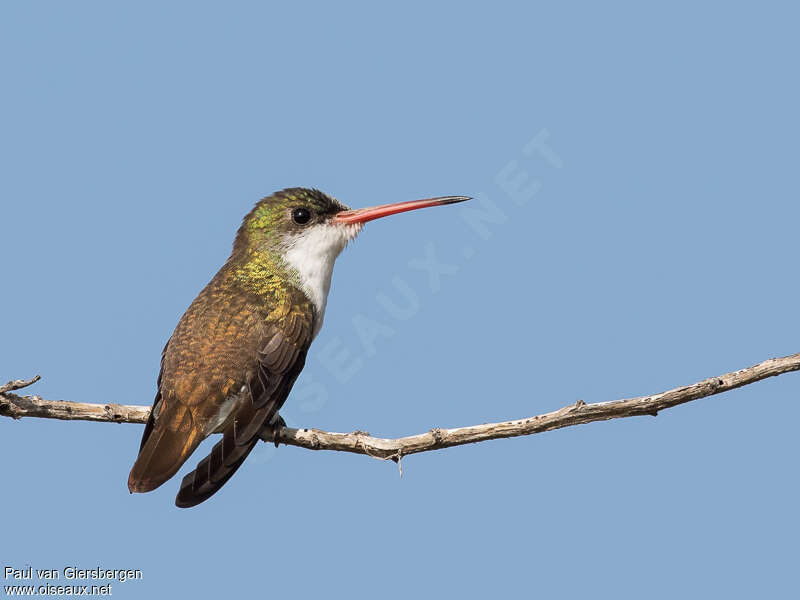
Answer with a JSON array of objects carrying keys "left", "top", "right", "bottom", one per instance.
[{"left": 0, "top": 375, "right": 41, "bottom": 395}]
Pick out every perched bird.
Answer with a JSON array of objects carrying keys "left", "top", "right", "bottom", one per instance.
[{"left": 128, "top": 188, "right": 469, "bottom": 507}]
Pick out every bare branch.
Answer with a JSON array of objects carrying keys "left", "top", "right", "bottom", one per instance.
[
  {"left": 2, "top": 352, "right": 799, "bottom": 461},
  {"left": 0, "top": 391, "right": 149, "bottom": 423}
]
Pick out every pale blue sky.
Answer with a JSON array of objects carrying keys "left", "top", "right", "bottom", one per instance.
[{"left": 2, "top": 2, "right": 799, "bottom": 598}]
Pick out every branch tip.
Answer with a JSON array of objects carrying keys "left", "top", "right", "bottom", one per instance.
[{"left": 0, "top": 375, "right": 41, "bottom": 395}]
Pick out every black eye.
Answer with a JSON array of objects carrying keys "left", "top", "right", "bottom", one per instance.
[{"left": 291, "top": 207, "right": 311, "bottom": 225}]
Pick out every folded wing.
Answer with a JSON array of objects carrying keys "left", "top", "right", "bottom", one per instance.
[{"left": 174, "top": 309, "right": 313, "bottom": 507}]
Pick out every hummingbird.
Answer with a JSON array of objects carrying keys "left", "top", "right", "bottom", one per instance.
[{"left": 128, "top": 187, "right": 469, "bottom": 507}]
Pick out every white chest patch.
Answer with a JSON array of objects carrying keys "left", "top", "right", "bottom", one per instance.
[{"left": 283, "top": 222, "right": 361, "bottom": 338}]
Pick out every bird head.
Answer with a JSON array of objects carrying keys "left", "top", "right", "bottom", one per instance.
[{"left": 235, "top": 187, "right": 469, "bottom": 263}]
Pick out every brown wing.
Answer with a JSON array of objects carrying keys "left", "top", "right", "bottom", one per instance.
[
  {"left": 128, "top": 336, "right": 197, "bottom": 494},
  {"left": 173, "top": 307, "right": 312, "bottom": 507},
  {"left": 128, "top": 266, "right": 314, "bottom": 503}
]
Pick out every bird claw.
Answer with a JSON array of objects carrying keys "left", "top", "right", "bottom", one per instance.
[{"left": 271, "top": 414, "right": 286, "bottom": 448}]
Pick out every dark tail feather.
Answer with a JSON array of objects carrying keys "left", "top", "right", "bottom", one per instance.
[
  {"left": 174, "top": 428, "right": 257, "bottom": 508},
  {"left": 173, "top": 376, "right": 291, "bottom": 508}
]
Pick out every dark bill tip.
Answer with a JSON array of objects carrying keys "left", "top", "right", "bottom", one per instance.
[{"left": 333, "top": 195, "right": 471, "bottom": 225}]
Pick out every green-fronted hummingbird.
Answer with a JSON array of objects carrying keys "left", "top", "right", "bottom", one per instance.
[{"left": 128, "top": 188, "right": 469, "bottom": 507}]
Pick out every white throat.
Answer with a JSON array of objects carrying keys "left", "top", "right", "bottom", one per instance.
[{"left": 283, "top": 222, "right": 361, "bottom": 338}]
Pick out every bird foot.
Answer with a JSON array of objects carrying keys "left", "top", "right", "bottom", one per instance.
[{"left": 270, "top": 414, "right": 286, "bottom": 448}]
